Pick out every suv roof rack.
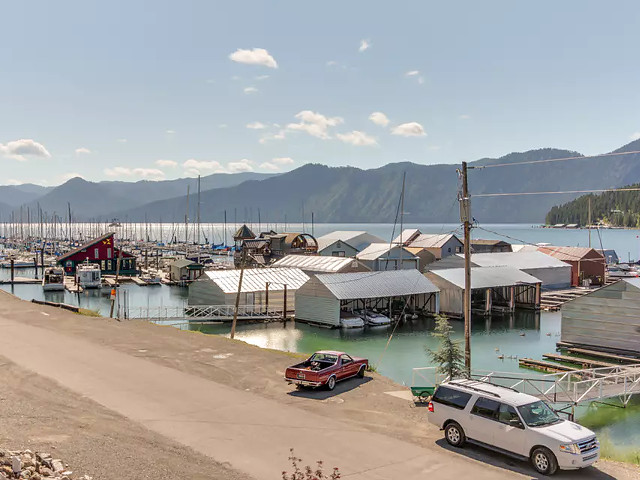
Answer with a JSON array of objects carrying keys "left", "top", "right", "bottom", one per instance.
[
  {"left": 448, "top": 379, "right": 503, "bottom": 398},
  {"left": 466, "top": 376, "right": 521, "bottom": 393}
]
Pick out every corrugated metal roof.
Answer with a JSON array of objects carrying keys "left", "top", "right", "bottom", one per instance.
[
  {"left": 356, "top": 243, "right": 416, "bottom": 261},
  {"left": 623, "top": 278, "right": 640, "bottom": 290},
  {"left": 538, "top": 246, "right": 604, "bottom": 262},
  {"left": 466, "top": 251, "right": 570, "bottom": 270},
  {"left": 427, "top": 266, "right": 542, "bottom": 289},
  {"left": 316, "top": 231, "right": 384, "bottom": 252},
  {"left": 410, "top": 233, "right": 461, "bottom": 249},
  {"left": 171, "top": 258, "right": 195, "bottom": 268},
  {"left": 392, "top": 228, "right": 420, "bottom": 245},
  {"left": 204, "top": 267, "right": 309, "bottom": 293},
  {"left": 315, "top": 269, "right": 439, "bottom": 300},
  {"left": 272, "top": 254, "right": 355, "bottom": 273}
]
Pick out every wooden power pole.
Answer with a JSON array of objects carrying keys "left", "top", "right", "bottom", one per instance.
[{"left": 461, "top": 162, "right": 472, "bottom": 373}]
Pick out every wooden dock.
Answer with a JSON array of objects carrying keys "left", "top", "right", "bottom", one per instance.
[
  {"left": 562, "top": 346, "right": 640, "bottom": 365},
  {"left": 542, "top": 353, "right": 617, "bottom": 369},
  {"left": 0, "top": 276, "right": 41, "bottom": 285},
  {"left": 519, "top": 357, "right": 579, "bottom": 373},
  {"left": 64, "top": 276, "right": 83, "bottom": 293}
]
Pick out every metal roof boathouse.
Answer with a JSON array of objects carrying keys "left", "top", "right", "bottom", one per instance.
[
  {"left": 426, "top": 266, "right": 542, "bottom": 317},
  {"left": 295, "top": 269, "right": 440, "bottom": 327}
]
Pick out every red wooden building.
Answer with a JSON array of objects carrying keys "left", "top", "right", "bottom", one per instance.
[
  {"left": 538, "top": 246, "right": 606, "bottom": 286},
  {"left": 57, "top": 232, "right": 137, "bottom": 275}
]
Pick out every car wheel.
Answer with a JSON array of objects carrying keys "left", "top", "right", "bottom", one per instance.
[
  {"left": 531, "top": 447, "right": 558, "bottom": 476},
  {"left": 444, "top": 422, "right": 465, "bottom": 448},
  {"left": 327, "top": 376, "right": 336, "bottom": 391},
  {"left": 357, "top": 365, "right": 366, "bottom": 378}
]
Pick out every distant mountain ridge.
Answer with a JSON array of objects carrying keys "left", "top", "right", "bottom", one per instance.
[{"left": 4, "top": 138, "right": 640, "bottom": 224}]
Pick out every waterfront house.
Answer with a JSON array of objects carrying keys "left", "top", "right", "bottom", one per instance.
[
  {"left": 168, "top": 258, "right": 204, "bottom": 282},
  {"left": 295, "top": 269, "right": 440, "bottom": 327},
  {"left": 426, "top": 266, "right": 542, "bottom": 317},
  {"left": 561, "top": 278, "right": 640, "bottom": 354},
  {"left": 393, "top": 229, "right": 463, "bottom": 259},
  {"left": 316, "top": 231, "right": 385, "bottom": 257},
  {"left": 57, "top": 232, "right": 137, "bottom": 275},
  {"left": 405, "top": 247, "right": 438, "bottom": 271},
  {"left": 355, "top": 243, "right": 419, "bottom": 271},
  {"left": 188, "top": 267, "right": 309, "bottom": 313},
  {"left": 272, "top": 254, "right": 370, "bottom": 274},
  {"left": 469, "top": 239, "right": 512, "bottom": 253},
  {"left": 426, "top": 251, "right": 571, "bottom": 290},
  {"left": 235, "top": 229, "right": 317, "bottom": 268},
  {"left": 538, "top": 246, "right": 606, "bottom": 286}
]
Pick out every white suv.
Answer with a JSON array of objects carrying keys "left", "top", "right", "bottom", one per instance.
[{"left": 427, "top": 379, "right": 599, "bottom": 475}]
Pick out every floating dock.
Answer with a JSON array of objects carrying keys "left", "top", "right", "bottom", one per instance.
[
  {"left": 518, "top": 357, "right": 579, "bottom": 372},
  {"left": 542, "top": 353, "right": 617, "bottom": 369}
]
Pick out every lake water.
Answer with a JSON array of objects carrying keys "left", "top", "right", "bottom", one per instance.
[{"left": 2, "top": 223, "right": 640, "bottom": 458}]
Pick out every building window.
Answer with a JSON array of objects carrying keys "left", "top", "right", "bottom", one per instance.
[
  {"left": 456, "top": 246, "right": 462, "bottom": 253},
  {"left": 101, "top": 261, "right": 106, "bottom": 270},
  {"left": 332, "top": 251, "right": 346, "bottom": 257},
  {"left": 66, "top": 261, "right": 73, "bottom": 267},
  {"left": 95, "top": 248, "right": 99, "bottom": 259},
  {"left": 448, "top": 247, "right": 452, "bottom": 253},
  {"left": 107, "top": 248, "right": 112, "bottom": 258}
]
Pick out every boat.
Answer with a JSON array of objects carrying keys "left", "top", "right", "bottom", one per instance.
[
  {"left": 340, "top": 313, "right": 365, "bottom": 329},
  {"left": 42, "top": 267, "right": 65, "bottom": 291},
  {"left": 76, "top": 262, "right": 102, "bottom": 288},
  {"left": 361, "top": 311, "right": 392, "bottom": 326},
  {"left": 141, "top": 273, "right": 162, "bottom": 285},
  {"left": 607, "top": 265, "right": 639, "bottom": 278}
]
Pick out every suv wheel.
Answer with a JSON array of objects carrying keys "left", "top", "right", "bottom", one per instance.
[
  {"left": 444, "top": 422, "right": 466, "bottom": 448},
  {"left": 531, "top": 447, "right": 558, "bottom": 476}
]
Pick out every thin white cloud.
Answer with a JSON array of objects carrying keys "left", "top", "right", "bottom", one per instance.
[
  {"left": 631, "top": 132, "right": 640, "bottom": 141},
  {"left": 219, "top": 124, "right": 228, "bottom": 129},
  {"left": 247, "top": 121, "right": 267, "bottom": 129},
  {"left": 359, "top": 39, "right": 371, "bottom": 52},
  {"left": 259, "top": 130, "right": 286, "bottom": 143},
  {"left": 244, "top": 86, "right": 258, "bottom": 94},
  {"left": 0, "top": 139, "right": 51, "bottom": 161},
  {"left": 391, "top": 122, "right": 427, "bottom": 137},
  {"left": 337, "top": 131, "right": 378, "bottom": 146},
  {"left": 369, "top": 112, "right": 390, "bottom": 127},
  {"left": 229, "top": 48, "right": 278, "bottom": 69},
  {"left": 272, "top": 157, "right": 294, "bottom": 165},
  {"left": 326, "top": 60, "right": 337, "bottom": 67},
  {"left": 459, "top": 114, "right": 471, "bottom": 120},
  {"left": 117, "top": 138, "right": 127, "bottom": 143},
  {"left": 75, "top": 147, "right": 91, "bottom": 155},
  {"left": 155, "top": 159, "right": 178, "bottom": 167},
  {"left": 259, "top": 162, "right": 280, "bottom": 171},
  {"left": 228, "top": 159, "right": 254, "bottom": 173},
  {"left": 182, "top": 159, "right": 224, "bottom": 176},
  {"left": 405, "top": 70, "right": 419, "bottom": 76},
  {"left": 417, "top": 76, "right": 425, "bottom": 85},
  {"left": 166, "top": 129, "right": 176, "bottom": 134},
  {"left": 427, "top": 145, "right": 441, "bottom": 151},
  {"left": 286, "top": 110, "right": 344, "bottom": 139},
  {"left": 104, "top": 167, "right": 165, "bottom": 180},
  {"left": 255, "top": 75, "right": 270, "bottom": 81},
  {"left": 7, "top": 179, "right": 23, "bottom": 185}
]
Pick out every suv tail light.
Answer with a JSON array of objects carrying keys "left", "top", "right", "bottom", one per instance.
[{"left": 427, "top": 401, "right": 434, "bottom": 412}]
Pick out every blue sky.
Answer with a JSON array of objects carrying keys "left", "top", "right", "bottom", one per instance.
[{"left": 1, "top": 1, "right": 640, "bottom": 185}]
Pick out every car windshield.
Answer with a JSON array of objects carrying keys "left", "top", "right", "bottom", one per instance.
[
  {"left": 517, "top": 401, "right": 562, "bottom": 427},
  {"left": 310, "top": 353, "right": 338, "bottom": 364}
]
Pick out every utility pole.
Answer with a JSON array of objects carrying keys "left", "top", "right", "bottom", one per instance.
[
  {"left": 588, "top": 196, "right": 592, "bottom": 248},
  {"left": 460, "top": 162, "right": 472, "bottom": 374},
  {"left": 230, "top": 248, "right": 247, "bottom": 339}
]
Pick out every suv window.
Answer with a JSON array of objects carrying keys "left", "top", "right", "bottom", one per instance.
[
  {"left": 471, "top": 397, "right": 500, "bottom": 420},
  {"left": 497, "top": 403, "right": 523, "bottom": 427},
  {"left": 432, "top": 386, "right": 472, "bottom": 410}
]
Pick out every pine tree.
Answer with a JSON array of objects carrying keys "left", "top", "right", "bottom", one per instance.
[{"left": 427, "top": 315, "right": 466, "bottom": 379}]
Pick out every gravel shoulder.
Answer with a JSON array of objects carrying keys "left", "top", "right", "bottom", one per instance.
[{"left": 1, "top": 290, "right": 638, "bottom": 479}]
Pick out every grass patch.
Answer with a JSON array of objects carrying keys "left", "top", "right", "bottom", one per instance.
[
  {"left": 597, "top": 433, "right": 640, "bottom": 465},
  {"left": 77, "top": 308, "right": 102, "bottom": 317}
]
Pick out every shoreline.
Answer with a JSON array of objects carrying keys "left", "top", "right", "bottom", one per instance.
[{"left": 1, "top": 290, "right": 638, "bottom": 479}]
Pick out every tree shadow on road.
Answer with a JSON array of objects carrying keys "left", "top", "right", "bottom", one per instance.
[
  {"left": 286, "top": 377, "right": 372, "bottom": 401},
  {"left": 435, "top": 438, "right": 617, "bottom": 480}
]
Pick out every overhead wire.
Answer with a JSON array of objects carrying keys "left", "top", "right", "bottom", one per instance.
[{"left": 472, "top": 150, "right": 640, "bottom": 169}]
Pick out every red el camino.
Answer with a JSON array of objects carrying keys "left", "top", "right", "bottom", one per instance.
[{"left": 284, "top": 350, "right": 368, "bottom": 390}]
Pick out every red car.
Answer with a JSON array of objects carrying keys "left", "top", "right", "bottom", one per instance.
[{"left": 284, "top": 350, "right": 368, "bottom": 390}]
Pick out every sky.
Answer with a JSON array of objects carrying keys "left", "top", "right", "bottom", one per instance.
[{"left": 1, "top": 0, "right": 640, "bottom": 186}]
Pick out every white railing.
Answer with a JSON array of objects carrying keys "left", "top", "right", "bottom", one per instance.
[{"left": 121, "top": 304, "right": 285, "bottom": 321}]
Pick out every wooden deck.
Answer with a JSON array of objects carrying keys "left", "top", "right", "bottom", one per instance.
[
  {"left": 542, "top": 353, "right": 617, "bottom": 369},
  {"left": 518, "top": 358, "right": 579, "bottom": 372}
]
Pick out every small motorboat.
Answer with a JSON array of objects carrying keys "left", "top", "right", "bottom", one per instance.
[
  {"left": 360, "top": 311, "right": 392, "bottom": 326},
  {"left": 76, "top": 262, "right": 102, "bottom": 289},
  {"left": 42, "top": 267, "right": 65, "bottom": 291},
  {"left": 340, "top": 313, "right": 365, "bottom": 329},
  {"left": 141, "top": 274, "right": 162, "bottom": 285}
]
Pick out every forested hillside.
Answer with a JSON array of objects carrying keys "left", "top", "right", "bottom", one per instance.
[{"left": 546, "top": 184, "right": 640, "bottom": 227}]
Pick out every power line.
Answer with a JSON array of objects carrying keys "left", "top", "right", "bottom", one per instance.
[
  {"left": 472, "top": 149, "right": 640, "bottom": 170},
  {"left": 473, "top": 187, "right": 640, "bottom": 198}
]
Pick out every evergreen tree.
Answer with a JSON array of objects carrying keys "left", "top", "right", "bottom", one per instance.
[{"left": 427, "top": 315, "right": 466, "bottom": 379}]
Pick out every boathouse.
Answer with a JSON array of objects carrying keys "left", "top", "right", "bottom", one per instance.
[
  {"left": 316, "top": 231, "right": 385, "bottom": 257},
  {"left": 425, "top": 266, "right": 542, "bottom": 317},
  {"left": 56, "top": 232, "right": 137, "bottom": 275},
  {"left": 355, "top": 243, "right": 419, "bottom": 271},
  {"left": 393, "top": 229, "right": 463, "bottom": 259},
  {"left": 168, "top": 258, "right": 204, "bottom": 282},
  {"left": 272, "top": 254, "right": 370, "bottom": 274},
  {"left": 188, "top": 267, "right": 309, "bottom": 312},
  {"left": 561, "top": 278, "right": 640, "bottom": 354},
  {"left": 295, "top": 269, "right": 440, "bottom": 327},
  {"left": 469, "top": 239, "right": 512, "bottom": 253},
  {"left": 538, "top": 246, "right": 606, "bottom": 286}
]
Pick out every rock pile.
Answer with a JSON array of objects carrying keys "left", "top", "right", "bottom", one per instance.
[{"left": 0, "top": 449, "right": 92, "bottom": 480}]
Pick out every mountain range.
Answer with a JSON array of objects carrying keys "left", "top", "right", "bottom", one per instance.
[{"left": 2, "top": 138, "right": 640, "bottom": 224}]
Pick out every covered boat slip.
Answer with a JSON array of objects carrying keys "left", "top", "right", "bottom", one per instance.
[
  {"left": 425, "top": 266, "right": 542, "bottom": 318},
  {"left": 188, "top": 267, "right": 310, "bottom": 312},
  {"left": 295, "top": 269, "right": 440, "bottom": 327},
  {"left": 561, "top": 278, "right": 640, "bottom": 355}
]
